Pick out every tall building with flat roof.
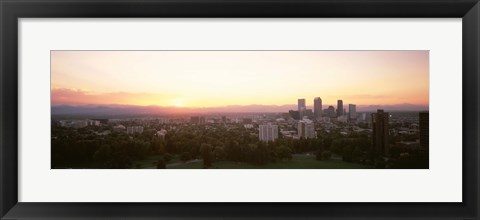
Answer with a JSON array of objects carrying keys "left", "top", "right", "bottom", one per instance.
[
  {"left": 372, "top": 109, "right": 389, "bottom": 156},
  {"left": 288, "top": 110, "right": 300, "bottom": 120},
  {"left": 327, "top": 106, "right": 336, "bottom": 118},
  {"left": 337, "top": 100, "right": 344, "bottom": 117},
  {"left": 298, "top": 119, "right": 315, "bottom": 139},
  {"left": 126, "top": 126, "right": 144, "bottom": 135},
  {"left": 419, "top": 111, "right": 429, "bottom": 153},
  {"left": 349, "top": 104, "right": 357, "bottom": 121},
  {"left": 298, "top": 98, "right": 306, "bottom": 120},
  {"left": 259, "top": 123, "right": 279, "bottom": 142},
  {"left": 314, "top": 97, "right": 322, "bottom": 118}
]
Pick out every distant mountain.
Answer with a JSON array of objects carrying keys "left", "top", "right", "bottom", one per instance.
[
  {"left": 51, "top": 103, "right": 428, "bottom": 117},
  {"left": 356, "top": 104, "right": 428, "bottom": 112}
]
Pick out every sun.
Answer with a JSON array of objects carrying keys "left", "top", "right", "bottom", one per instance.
[{"left": 171, "top": 98, "right": 186, "bottom": 107}]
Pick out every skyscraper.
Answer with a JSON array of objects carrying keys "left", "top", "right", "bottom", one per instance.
[
  {"left": 298, "top": 119, "right": 315, "bottom": 139},
  {"left": 298, "top": 98, "right": 306, "bottom": 119},
  {"left": 419, "top": 111, "right": 429, "bottom": 153},
  {"left": 372, "top": 109, "right": 389, "bottom": 156},
  {"left": 259, "top": 123, "right": 279, "bottom": 142},
  {"left": 349, "top": 104, "right": 357, "bottom": 121},
  {"left": 327, "top": 106, "right": 336, "bottom": 118},
  {"left": 313, "top": 97, "right": 322, "bottom": 118},
  {"left": 337, "top": 100, "right": 344, "bottom": 117},
  {"left": 288, "top": 110, "right": 300, "bottom": 120}
]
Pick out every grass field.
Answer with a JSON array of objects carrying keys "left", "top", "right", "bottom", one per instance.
[
  {"left": 132, "top": 155, "right": 181, "bottom": 168},
  {"left": 167, "top": 154, "right": 371, "bottom": 169}
]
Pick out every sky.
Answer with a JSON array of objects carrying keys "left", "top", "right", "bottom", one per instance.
[{"left": 51, "top": 51, "right": 429, "bottom": 108}]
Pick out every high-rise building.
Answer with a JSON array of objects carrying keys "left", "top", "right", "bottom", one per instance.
[
  {"left": 349, "top": 104, "right": 357, "bottom": 121},
  {"left": 298, "top": 119, "right": 315, "bottom": 139},
  {"left": 419, "top": 111, "right": 429, "bottom": 153},
  {"left": 313, "top": 97, "right": 322, "bottom": 118},
  {"left": 372, "top": 109, "right": 389, "bottom": 156},
  {"left": 259, "top": 123, "right": 279, "bottom": 142},
  {"left": 156, "top": 129, "right": 168, "bottom": 141},
  {"left": 305, "top": 109, "right": 313, "bottom": 119},
  {"left": 337, "top": 100, "right": 344, "bottom": 117},
  {"left": 327, "top": 106, "right": 336, "bottom": 118},
  {"left": 126, "top": 126, "right": 144, "bottom": 135},
  {"left": 298, "top": 98, "right": 306, "bottom": 120},
  {"left": 288, "top": 110, "right": 300, "bottom": 120}
]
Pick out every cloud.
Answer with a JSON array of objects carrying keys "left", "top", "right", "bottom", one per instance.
[{"left": 51, "top": 88, "right": 171, "bottom": 106}]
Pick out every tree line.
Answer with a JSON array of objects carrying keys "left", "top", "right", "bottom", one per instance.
[{"left": 52, "top": 123, "right": 427, "bottom": 169}]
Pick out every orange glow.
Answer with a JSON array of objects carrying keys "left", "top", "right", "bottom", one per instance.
[{"left": 51, "top": 51, "right": 429, "bottom": 108}]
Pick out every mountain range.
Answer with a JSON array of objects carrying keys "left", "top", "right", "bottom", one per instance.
[{"left": 51, "top": 103, "right": 429, "bottom": 117}]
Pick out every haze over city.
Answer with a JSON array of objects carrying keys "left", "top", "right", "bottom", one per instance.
[
  {"left": 51, "top": 50, "right": 429, "bottom": 112},
  {"left": 51, "top": 50, "right": 429, "bottom": 169}
]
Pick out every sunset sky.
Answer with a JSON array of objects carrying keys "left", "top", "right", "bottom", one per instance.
[{"left": 51, "top": 51, "right": 429, "bottom": 108}]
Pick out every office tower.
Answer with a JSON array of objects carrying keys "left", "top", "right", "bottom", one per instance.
[
  {"left": 259, "top": 123, "right": 279, "bottom": 142},
  {"left": 337, "top": 100, "right": 344, "bottom": 117},
  {"left": 305, "top": 109, "right": 313, "bottom": 119},
  {"left": 298, "top": 119, "right": 315, "bottom": 139},
  {"left": 327, "top": 106, "right": 336, "bottom": 118},
  {"left": 298, "top": 98, "right": 306, "bottom": 120},
  {"left": 372, "top": 109, "right": 389, "bottom": 156},
  {"left": 314, "top": 97, "right": 322, "bottom": 118},
  {"left": 126, "top": 126, "right": 144, "bottom": 135},
  {"left": 349, "top": 104, "right": 357, "bottom": 121},
  {"left": 288, "top": 110, "right": 300, "bottom": 120},
  {"left": 419, "top": 111, "right": 429, "bottom": 153}
]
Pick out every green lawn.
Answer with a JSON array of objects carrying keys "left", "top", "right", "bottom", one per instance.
[
  {"left": 132, "top": 155, "right": 182, "bottom": 168},
  {"left": 167, "top": 154, "right": 371, "bottom": 169}
]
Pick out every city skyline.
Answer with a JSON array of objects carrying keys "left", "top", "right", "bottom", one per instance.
[{"left": 51, "top": 51, "right": 429, "bottom": 109}]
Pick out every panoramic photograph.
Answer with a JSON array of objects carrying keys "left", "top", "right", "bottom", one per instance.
[{"left": 51, "top": 51, "right": 429, "bottom": 169}]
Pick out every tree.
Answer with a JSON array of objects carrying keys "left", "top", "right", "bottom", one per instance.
[
  {"left": 321, "top": 151, "right": 332, "bottom": 160},
  {"left": 276, "top": 145, "right": 292, "bottom": 161},
  {"left": 200, "top": 143, "right": 213, "bottom": 168},
  {"left": 213, "top": 146, "right": 226, "bottom": 161},
  {"left": 93, "top": 144, "right": 111, "bottom": 166},
  {"left": 180, "top": 152, "right": 190, "bottom": 162},
  {"left": 315, "top": 150, "right": 323, "bottom": 160},
  {"left": 316, "top": 150, "right": 332, "bottom": 161},
  {"left": 156, "top": 159, "right": 166, "bottom": 169},
  {"left": 163, "top": 153, "right": 172, "bottom": 163}
]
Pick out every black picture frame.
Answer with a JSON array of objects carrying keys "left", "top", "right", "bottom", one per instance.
[{"left": 1, "top": 0, "right": 479, "bottom": 219}]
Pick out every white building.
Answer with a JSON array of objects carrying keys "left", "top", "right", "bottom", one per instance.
[
  {"left": 72, "top": 120, "right": 88, "bottom": 129},
  {"left": 298, "top": 119, "right": 315, "bottom": 139},
  {"left": 244, "top": 124, "right": 254, "bottom": 129},
  {"left": 113, "top": 124, "right": 126, "bottom": 132},
  {"left": 59, "top": 119, "right": 99, "bottom": 128},
  {"left": 156, "top": 129, "right": 167, "bottom": 140},
  {"left": 158, "top": 118, "right": 170, "bottom": 124},
  {"left": 259, "top": 123, "right": 279, "bottom": 142},
  {"left": 337, "top": 115, "right": 348, "bottom": 123},
  {"left": 126, "top": 126, "right": 144, "bottom": 134},
  {"left": 86, "top": 119, "right": 100, "bottom": 126}
]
